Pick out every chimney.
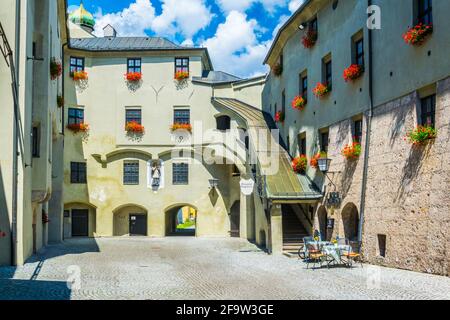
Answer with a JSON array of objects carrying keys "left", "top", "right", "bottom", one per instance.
[{"left": 103, "top": 24, "right": 117, "bottom": 37}]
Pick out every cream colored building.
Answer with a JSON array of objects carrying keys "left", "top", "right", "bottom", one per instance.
[{"left": 0, "top": 0, "right": 67, "bottom": 266}]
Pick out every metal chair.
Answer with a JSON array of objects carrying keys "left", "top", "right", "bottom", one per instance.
[
  {"left": 298, "top": 236, "right": 314, "bottom": 260},
  {"left": 342, "top": 241, "right": 363, "bottom": 268},
  {"left": 306, "top": 243, "right": 325, "bottom": 269}
]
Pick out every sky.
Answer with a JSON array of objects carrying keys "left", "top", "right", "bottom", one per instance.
[{"left": 67, "top": 0, "right": 306, "bottom": 78}]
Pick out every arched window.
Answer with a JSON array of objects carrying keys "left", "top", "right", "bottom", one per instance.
[{"left": 216, "top": 115, "right": 231, "bottom": 131}]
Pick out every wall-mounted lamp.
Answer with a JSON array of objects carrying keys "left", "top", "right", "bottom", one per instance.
[
  {"left": 298, "top": 23, "right": 306, "bottom": 30},
  {"left": 318, "top": 158, "right": 332, "bottom": 173}
]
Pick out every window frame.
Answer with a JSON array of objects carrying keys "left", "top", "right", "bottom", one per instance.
[
  {"left": 173, "top": 109, "right": 190, "bottom": 125},
  {"left": 123, "top": 161, "right": 140, "bottom": 185},
  {"left": 70, "top": 56, "right": 85, "bottom": 74},
  {"left": 125, "top": 109, "right": 142, "bottom": 125},
  {"left": 68, "top": 108, "right": 84, "bottom": 125},
  {"left": 320, "top": 130, "right": 329, "bottom": 153},
  {"left": 70, "top": 162, "right": 87, "bottom": 184},
  {"left": 417, "top": 0, "right": 433, "bottom": 24},
  {"left": 420, "top": 94, "right": 436, "bottom": 127},
  {"left": 32, "top": 126, "right": 40, "bottom": 158},
  {"left": 353, "top": 119, "right": 363, "bottom": 143},
  {"left": 354, "top": 38, "right": 364, "bottom": 67},
  {"left": 300, "top": 74, "right": 308, "bottom": 102},
  {"left": 175, "top": 57, "right": 189, "bottom": 74},
  {"left": 172, "top": 163, "right": 189, "bottom": 185},
  {"left": 324, "top": 60, "right": 332, "bottom": 89},
  {"left": 127, "top": 58, "right": 142, "bottom": 74},
  {"left": 299, "top": 134, "right": 307, "bottom": 156}
]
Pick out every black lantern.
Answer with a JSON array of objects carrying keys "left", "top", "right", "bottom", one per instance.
[{"left": 318, "top": 158, "right": 332, "bottom": 173}]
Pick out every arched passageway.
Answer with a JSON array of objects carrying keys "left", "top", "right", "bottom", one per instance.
[
  {"left": 341, "top": 203, "right": 360, "bottom": 242},
  {"left": 165, "top": 205, "right": 197, "bottom": 236},
  {"left": 113, "top": 204, "right": 148, "bottom": 236},
  {"left": 64, "top": 203, "right": 97, "bottom": 238},
  {"left": 230, "top": 201, "right": 240, "bottom": 237},
  {"left": 317, "top": 206, "right": 328, "bottom": 241}
]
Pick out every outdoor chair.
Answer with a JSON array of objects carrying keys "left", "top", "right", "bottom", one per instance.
[
  {"left": 337, "top": 238, "right": 348, "bottom": 246},
  {"left": 298, "top": 236, "right": 314, "bottom": 260},
  {"left": 342, "top": 241, "right": 363, "bottom": 268},
  {"left": 306, "top": 243, "right": 325, "bottom": 269}
]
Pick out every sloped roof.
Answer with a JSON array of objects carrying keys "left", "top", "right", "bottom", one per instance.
[
  {"left": 212, "top": 98, "right": 322, "bottom": 202},
  {"left": 192, "top": 71, "right": 242, "bottom": 85},
  {"left": 69, "top": 37, "right": 193, "bottom": 51}
]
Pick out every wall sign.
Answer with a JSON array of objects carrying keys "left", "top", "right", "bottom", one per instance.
[{"left": 240, "top": 178, "right": 255, "bottom": 196}]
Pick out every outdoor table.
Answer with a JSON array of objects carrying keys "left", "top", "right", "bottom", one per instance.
[
  {"left": 304, "top": 241, "right": 331, "bottom": 259},
  {"left": 322, "top": 244, "right": 352, "bottom": 265}
]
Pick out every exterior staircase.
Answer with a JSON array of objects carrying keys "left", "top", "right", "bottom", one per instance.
[{"left": 282, "top": 205, "right": 310, "bottom": 257}]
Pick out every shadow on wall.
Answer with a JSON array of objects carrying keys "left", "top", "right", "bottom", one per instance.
[
  {"left": 339, "top": 159, "right": 358, "bottom": 199},
  {"left": 389, "top": 103, "right": 412, "bottom": 148},
  {"left": 0, "top": 165, "right": 11, "bottom": 266}
]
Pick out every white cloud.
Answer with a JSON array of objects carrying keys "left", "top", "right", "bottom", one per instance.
[
  {"left": 288, "top": 0, "right": 306, "bottom": 13},
  {"left": 93, "top": 0, "right": 156, "bottom": 36},
  {"left": 202, "top": 11, "right": 269, "bottom": 78},
  {"left": 215, "top": 0, "right": 287, "bottom": 14}
]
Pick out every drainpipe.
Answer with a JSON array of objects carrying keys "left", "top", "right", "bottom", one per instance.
[
  {"left": 358, "top": 0, "right": 375, "bottom": 245},
  {"left": 62, "top": 42, "right": 67, "bottom": 137},
  {"left": 11, "top": 0, "right": 21, "bottom": 266}
]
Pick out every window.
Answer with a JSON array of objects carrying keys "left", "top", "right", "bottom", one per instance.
[
  {"left": 310, "top": 17, "right": 318, "bottom": 33},
  {"left": 417, "top": 0, "right": 432, "bottom": 24},
  {"left": 300, "top": 74, "right": 308, "bottom": 102},
  {"left": 299, "top": 134, "right": 307, "bottom": 155},
  {"left": 70, "top": 57, "right": 84, "bottom": 74},
  {"left": 174, "top": 109, "right": 190, "bottom": 124},
  {"left": 280, "top": 54, "right": 284, "bottom": 69},
  {"left": 32, "top": 126, "right": 40, "bottom": 158},
  {"left": 282, "top": 90, "right": 286, "bottom": 114},
  {"left": 123, "top": 161, "right": 139, "bottom": 185},
  {"left": 286, "top": 135, "right": 290, "bottom": 154},
  {"left": 320, "top": 130, "right": 329, "bottom": 153},
  {"left": 420, "top": 95, "right": 436, "bottom": 127},
  {"left": 353, "top": 119, "right": 363, "bottom": 143},
  {"left": 68, "top": 108, "right": 84, "bottom": 125},
  {"left": 173, "top": 163, "right": 189, "bottom": 185},
  {"left": 175, "top": 57, "right": 189, "bottom": 74},
  {"left": 126, "top": 109, "right": 142, "bottom": 125},
  {"left": 216, "top": 115, "right": 231, "bottom": 131},
  {"left": 127, "top": 58, "right": 141, "bottom": 73},
  {"left": 71, "top": 162, "right": 87, "bottom": 184},
  {"left": 354, "top": 38, "right": 364, "bottom": 67},
  {"left": 378, "top": 234, "right": 387, "bottom": 257},
  {"left": 324, "top": 60, "right": 332, "bottom": 89}
]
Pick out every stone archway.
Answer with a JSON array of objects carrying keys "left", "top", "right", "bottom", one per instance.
[
  {"left": 317, "top": 206, "right": 328, "bottom": 241},
  {"left": 230, "top": 201, "right": 240, "bottom": 237},
  {"left": 341, "top": 203, "right": 360, "bottom": 241},
  {"left": 113, "top": 204, "right": 148, "bottom": 236},
  {"left": 165, "top": 204, "right": 198, "bottom": 237},
  {"left": 64, "top": 202, "right": 97, "bottom": 238}
]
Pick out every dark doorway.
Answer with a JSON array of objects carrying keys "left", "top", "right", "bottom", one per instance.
[
  {"left": 230, "top": 201, "right": 240, "bottom": 237},
  {"left": 129, "top": 214, "right": 147, "bottom": 236},
  {"left": 72, "top": 210, "right": 89, "bottom": 237}
]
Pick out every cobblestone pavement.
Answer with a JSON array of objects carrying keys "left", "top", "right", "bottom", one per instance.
[{"left": 1, "top": 237, "right": 449, "bottom": 300}]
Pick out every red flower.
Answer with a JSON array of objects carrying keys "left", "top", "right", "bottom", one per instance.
[
  {"left": 313, "top": 82, "right": 331, "bottom": 98},
  {"left": 67, "top": 123, "right": 89, "bottom": 133},
  {"left": 175, "top": 71, "right": 189, "bottom": 81},
  {"left": 0, "top": 231, "right": 6, "bottom": 238},
  {"left": 275, "top": 111, "right": 285, "bottom": 123},
  {"left": 343, "top": 64, "right": 363, "bottom": 82},
  {"left": 125, "top": 72, "right": 142, "bottom": 82},
  {"left": 341, "top": 142, "right": 362, "bottom": 160},
  {"left": 125, "top": 121, "right": 145, "bottom": 134},
  {"left": 403, "top": 23, "right": 433, "bottom": 46},
  {"left": 292, "top": 155, "right": 308, "bottom": 174},
  {"left": 72, "top": 71, "right": 88, "bottom": 81},
  {"left": 50, "top": 58, "right": 62, "bottom": 80},
  {"left": 406, "top": 125, "right": 437, "bottom": 145},
  {"left": 292, "top": 95, "right": 307, "bottom": 111},
  {"left": 170, "top": 123, "right": 192, "bottom": 132},
  {"left": 302, "top": 30, "right": 318, "bottom": 49}
]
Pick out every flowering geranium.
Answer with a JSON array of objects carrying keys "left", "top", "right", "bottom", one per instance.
[
  {"left": 403, "top": 23, "right": 433, "bottom": 46},
  {"left": 67, "top": 123, "right": 89, "bottom": 133},
  {"left": 313, "top": 82, "right": 331, "bottom": 98},
  {"left": 57, "top": 95, "right": 64, "bottom": 108},
  {"left": 272, "top": 63, "right": 283, "bottom": 77},
  {"left": 342, "top": 142, "right": 362, "bottom": 160},
  {"left": 175, "top": 71, "right": 189, "bottom": 81},
  {"left": 125, "top": 72, "right": 142, "bottom": 82},
  {"left": 275, "top": 111, "right": 285, "bottom": 123},
  {"left": 343, "top": 64, "right": 363, "bottom": 82},
  {"left": 292, "top": 155, "right": 308, "bottom": 174},
  {"left": 406, "top": 125, "right": 437, "bottom": 145},
  {"left": 310, "top": 152, "right": 327, "bottom": 168},
  {"left": 125, "top": 121, "right": 145, "bottom": 134},
  {"left": 72, "top": 71, "right": 88, "bottom": 81},
  {"left": 302, "top": 29, "right": 318, "bottom": 49},
  {"left": 170, "top": 123, "right": 192, "bottom": 132},
  {"left": 292, "top": 95, "right": 307, "bottom": 111},
  {"left": 50, "top": 58, "right": 62, "bottom": 80}
]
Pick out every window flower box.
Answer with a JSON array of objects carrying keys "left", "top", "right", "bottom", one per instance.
[
  {"left": 170, "top": 123, "right": 192, "bottom": 132},
  {"left": 272, "top": 63, "right": 283, "bottom": 77},
  {"left": 343, "top": 64, "right": 364, "bottom": 82},
  {"left": 406, "top": 125, "right": 437, "bottom": 145},
  {"left": 310, "top": 151, "right": 327, "bottom": 169},
  {"left": 72, "top": 71, "right": 88, "bottom": 81},
  {"left": 125, "top": 72, "right": 143, "bottom": 82},
  {"left": 67, "top": 123, "right": 89, "bottom": 134},
  {"left": 174, "top": 71, "right": 189, "bottom": 81},
  {"left": 50, "top": 58, "right": 62, "bottom": 80},
  {"left": 313, "top": 82, "right": 331, "bottom": 98},
  {"left": 57, "top": 95, "right": 64, "bottom": 108},
  {"left": 292, "top": 95, "right": 307, "bottom": 111},
  {"left": 403, "top": 23, "right": 433, "bottom": 46},
  {"left": 342, "top": 142, "right": 362, "bottom": 160},
  {"left": 275, "top": 111, "right": 285, "bottom": 123},
  {"left": 302, "top": 29, "right": 318, "bottom": 49},
  {"left": 125, "top": 121, "right": 145, "bottom": 134},
  {"left": 292, "top": 155, "right": 308, "bottom": 174}
]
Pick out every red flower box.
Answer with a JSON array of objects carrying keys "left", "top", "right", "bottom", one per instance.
[
  {"left": 125, "top": 72, "right": 142, "bottom": 82},
  {"left": 343, "top": 64, "right": 363, "bottom": 82},
  {"left": 403, "top": 23, "right": 433, "bottom": 46},
  {"left": 302, "top": 30, "right": 318, "bottom": 49},
  {"left": 292, "top": 155, "right": 308, "bottom": 174},
  {"left": 67, "top": 123, "right": 89, "bottom": 133},
  {"left": 72, "top": 71, "right": 88, "bottom": 81},
  {"left": 50, "top": 58, "right": 62, "bottom": 80},
  {"left": 275, "top": 111, "right": 285, "bottom": 123},
  {"left": 175, "top": 71, "right": 189, "bottom": 81},
  {"left": 170, "top": 123, "right": 192, "bottom": 132},
  {"left": 292, "top": 95, "right": 307, "bottom": 111},
  {"left": 125, "top": 121, "right": 145, "bottom": 134},
  {"left": 313, "top": 82, "right": 331, "bottom": 98},
  {"left": 342, "top": 142, "right": 362, "bottom": 160}
]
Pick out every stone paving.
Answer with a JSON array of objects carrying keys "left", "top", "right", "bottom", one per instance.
[{"left": 0, "top": 237, "right": 449, "bottom": 300}]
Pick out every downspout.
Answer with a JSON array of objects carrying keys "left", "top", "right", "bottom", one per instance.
[
  {"left": 62, "top": 42, "right": 67, "bottom": 137},
  {"left": 358, "top": 0, "right": 375, "bottom": 245},
  {"left": 11, "top": 0, "right": 21, "bottom": 266}
]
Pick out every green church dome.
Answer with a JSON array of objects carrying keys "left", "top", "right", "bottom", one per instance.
[{"left": 69, "top": 3, "right": 95, "bottom": 30}]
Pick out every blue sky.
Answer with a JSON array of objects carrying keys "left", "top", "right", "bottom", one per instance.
[{"left": 68, "top": 0, "right": 305, "bottom": 78}]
